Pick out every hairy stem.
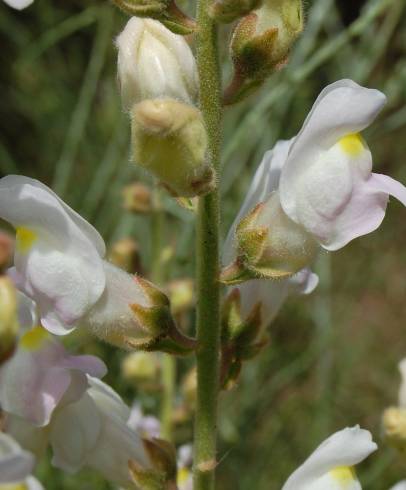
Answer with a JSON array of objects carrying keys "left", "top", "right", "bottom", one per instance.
[{"left": 193, "top": 0, "right": 222, "bottom": 488}]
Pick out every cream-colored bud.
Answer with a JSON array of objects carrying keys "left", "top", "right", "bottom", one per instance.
[
  {"left": 0, "top": 276, "right": 19, "bottom": 363},
  {"left": 122, "top": 182, "right": 152, "bottom": 214},
  {"left": 167, "top": 279, "right": 194, "bottom": 315},
  {"left": 121, "top": 351, "right": 160, "bottom": 386},
  {"left": 131, "top": 98, "right": 214, "bottom": 198},
  {"left": 108, "top": 237, "right": 143, "bottom": 274},
  {"left": 383, "top": 407, "right": 406, "bottom": 453},
  {"left": 116, "top": 17, "right": 199, "bottom": 110}
]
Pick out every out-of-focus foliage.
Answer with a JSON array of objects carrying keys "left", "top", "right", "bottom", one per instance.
[{"left": 0, "top": 0, "right": 406, "bottom": 489}]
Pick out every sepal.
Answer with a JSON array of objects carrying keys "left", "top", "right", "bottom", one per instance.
[
  {"left": 220, "top": 289, "right": 268, "bottom": 389},
  {"left": 127, "top": 276, "right": 197, "bottom": 355},
  {"left": 210, "top": 0, "right": 262, "bottom": 23},
  {"left": 113, "top": 0, "right": 196, "bottom": 35}
]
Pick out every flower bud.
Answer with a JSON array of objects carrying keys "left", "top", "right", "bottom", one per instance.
[
  {"left": 167, "top": 279, "right": 194, "bottom": 316},
  {"left": 225, "top": 0, "right": 304, "bottom": 104},
  {"left": 121, "top": 351, "right": 160, "bottom": 387},
  {"left": 123, "top": 182, "right": 153, "bottom": 214},
  {"left": 221, "top": 192, "right": 318, "bottom": 284},
  {"left": 0, "top": 276, "right": 19, "bottom": 364},
  {"left": 210, "top": 0, "right": 262, "bottom": 23},
  {"left": 108, "top": 237, "right": 143, "bottom": 274},
  {"left": 383, "top": 407, "right": 406, "bottom": 453},
  {"left": 131, "top": 98, "right": 214, "bottom": 198},
  {"left": 116, "top": 17, "right": 199, "bottom": 111}
]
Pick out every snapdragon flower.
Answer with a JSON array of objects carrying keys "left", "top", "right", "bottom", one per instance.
[
  {"left": 1, "top": 331, "right": 149, "bottom": 487},
  {"left": 282, "top": 426, "right": 377, "bottom": 490},
  {"left": 222, "top": 80, "right": 406, "bottom": 283},
  {"left": 0, "top": 176, "right": 183, "bottom": 351},
  {"left": 2, "top": 0, "right": 33, "bottom": 9},
  {"left": 0, "top": 325, "right": 107, "bottom": 427},
  {"left": 116, "top": 17, "right": 199, "bottom": 110}
]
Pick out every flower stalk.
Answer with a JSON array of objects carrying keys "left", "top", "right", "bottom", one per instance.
[{"left": 193, "top": 0, "right": 222, "bottom": 487}]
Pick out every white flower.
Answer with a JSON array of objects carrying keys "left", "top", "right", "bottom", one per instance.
[
  {"left": 223, "top": 140, "right": 318, "bottom": 325},
  {"left": 282, "top": 426, "right": 377, "bottom": 490},
  {"left": 0, "top": 176, "right": 165, "bottom": 348},
  {"left": 279, "top": 79, "right": 406, "bottom": 251},
  {"left": 1, "top": 333, "right": 149, "bottom": 487},
  {"left": 0, "top": 326, "right": 106, "bottom": 427},
  {"left": 224, "top": 80, "right": 406, "bottom": 282},
  {"left": 0, "top": 432, "right": 43, "bottom": 489},
  {"left": 127, "top": 403, "right": 161, "bottom": 438},
  {"left": 2, "top": 0, "right": 33, "bottom": 10},
  {"left": 116, "top": 17, "right": 199, "bottom": 110}
]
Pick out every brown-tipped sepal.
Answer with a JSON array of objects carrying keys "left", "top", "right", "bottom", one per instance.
[
  {"left": 220, "top": 288, "right": 267, "bottom": 389},
  {"left": 209, "top": 0, "right": 262, "bottom": 23},
  {"left": 129, "top": 460, "right": 167, "bottom": 490},
  {"left": 220, "top": 195, "right": 318, "bottom": 285},
  {"left": 113, "top": 0, "right": 196, "bottom": 35},
  {"left": 143, "top": 438, "right": 178, "bottom": 482}
]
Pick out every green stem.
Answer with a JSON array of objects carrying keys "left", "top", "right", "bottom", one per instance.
[
  {"left": 194, "top": 0, "right": 222, "bottom": 488},
  {"left": 161, "top": 353, "right": 176, "bottom": 441}
]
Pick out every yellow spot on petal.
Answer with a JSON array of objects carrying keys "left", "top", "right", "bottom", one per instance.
[
  {"left": 20, "top": 325, "right": 50, "bottom": 351},
  {"left": 0, "top": 484, "right": 27, "bottom": 490},
  {"left": 177, "top": 467, "right": 191, "bottom": 485},
  {"left": 330, "top": 466, "right": 357, "bottom": 485},
  {"left": 339, "top": 133, "right": 364, "bottom": 156},
  {"left": 16, "top": 227, "right": 37, "bottom": 254}
]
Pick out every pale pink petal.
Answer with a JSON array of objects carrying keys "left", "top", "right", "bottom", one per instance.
[
  {"left": 320, "top": 172, "right": 406, "bottom": 251},
  {"left": 61, "top": 355, "right": 107, "bottom": 379}
]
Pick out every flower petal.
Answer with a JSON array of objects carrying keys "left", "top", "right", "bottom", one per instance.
[
  {"left": 0, "top": 176, "right": 106, "bottom": 333},
  {"left": 2, "top": 0, "right": 34, "bottom": 9},
  {"left": 50, "top": 392, "right": 101, "bottom": 473},
  {"left": 390, "top": 482, "right": 406, "bottom": 490},
  {"left": 280, "top": 80, "right": 386, "bottom": 228},
  {"left": 282, "top": 426, "right": 377, "bottom": 490},
  {"left": 0, "top": 432, "right": 34, "bottom": 484}
]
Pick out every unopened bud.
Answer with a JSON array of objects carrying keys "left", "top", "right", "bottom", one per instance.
[
  {"left": 225, "top": 0, "right": 304, "bottom": 104},
  {"left": 383, "top": 407, "right": 406, "bottom": 453},
  {"left": 131, "top": 98, "right": 214, "bottom": 198},
  {"left": 220, "top": 193, "right": 318, "bottom": 284},
  {"left": 109, "top": 237, "right": 143, "bottom": 274},
  {"left": 123, "top": 182, "right": 153, "bottom": 214},
  {"left": 0, "top": 276, "right": 19, "bottom": 363},
  {"left": 121, "top": 351, "right": 160, "bottom": 386},
  {"left": 210, "top": 0, "right": 262, "bottom": 23},
  {"left": 116, "top": 17, "right": 198, "bottom": 111},
  {"left": 167, "top": 279, "right": 194, "bottom": 316}
]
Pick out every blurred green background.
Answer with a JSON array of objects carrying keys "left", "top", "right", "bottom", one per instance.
[{"left": 1, "top": 0, "right": 406, "bottom": 488}]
